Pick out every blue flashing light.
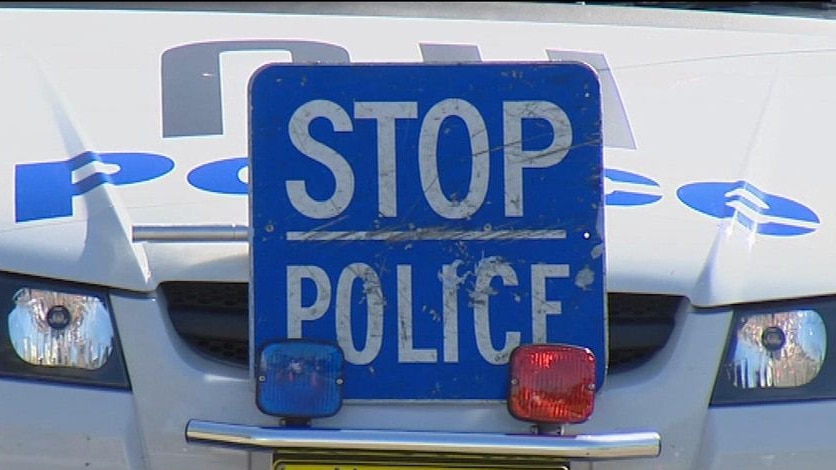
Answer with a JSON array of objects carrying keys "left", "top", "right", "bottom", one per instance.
[{"left": 256, "top": 340, "right": 344, "bottom": 418}]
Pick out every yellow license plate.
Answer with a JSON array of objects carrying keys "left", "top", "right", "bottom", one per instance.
[
  {"left": 273, "top": 449, "right": 569, "bottom": 470},
  {"left": 275, "top": 465, "right": 568, "bottom": 470},
  {"left": 274, "top": 458, "right": 569, "bottom": 470},
  {"left": 276, "top": 466, "right": 508, "bottom": 470}
]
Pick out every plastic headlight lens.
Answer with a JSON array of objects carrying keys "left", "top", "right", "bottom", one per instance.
[
  {"left": 726, "top": 310, "right": 825, "bottom": 390},
  {"left": 8, "top": 288, "right": 114, "bottom": 370},
  {"left": 712, "top": 302, "right": 836, "bottom": 406}
]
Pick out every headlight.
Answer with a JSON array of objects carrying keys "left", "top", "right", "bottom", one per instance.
[
  {"left": 711, "top": 300, "right": 834, "bottom": 406},
  {"left": 9, "top": 288, "right": 114, "bottom": 369},
  {"left": 0, "top": 275, "right": 129, "bottom": 389}
]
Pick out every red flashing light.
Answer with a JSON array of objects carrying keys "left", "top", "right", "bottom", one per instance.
[{"left": 508, "top": 344, "right": 596, "bottom": 424}]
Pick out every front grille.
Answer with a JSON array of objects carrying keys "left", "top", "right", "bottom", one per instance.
[
  {"left": 163, "top": 282, "right": 249, "bottom": 366},
  {"left": 162, "top": 282, "right": 681, "bottom": 371},
  {"left": 607, "top": 293, "right": 680, "bottom": 372}
]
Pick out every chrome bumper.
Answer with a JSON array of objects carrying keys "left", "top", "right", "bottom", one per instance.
[{"left": 186, "top": 420, "right": 661, "bottom": 460}]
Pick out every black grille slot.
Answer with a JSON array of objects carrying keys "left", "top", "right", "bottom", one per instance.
[
  {"left": 162, "top": 283, "right": 680, "bottom": 371},
  {"left": 163, "top": 282, "right": 249, "bottom": 366},
  {"left": 607, "top": 293, "right": 680, "bottom": 372}
]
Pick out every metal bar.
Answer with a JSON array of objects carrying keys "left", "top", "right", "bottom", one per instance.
[
  {"left": 186, "top": 420, "right": 661, "bottom": 460},
  {"left": 132, "top": 224, "right": 248, "bottom": 242}
]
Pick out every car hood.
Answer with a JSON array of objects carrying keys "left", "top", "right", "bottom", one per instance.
[{"left": 2, "top": 4, "right": 836, "bottom": 306}]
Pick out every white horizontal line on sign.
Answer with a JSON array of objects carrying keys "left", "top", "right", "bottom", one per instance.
[{"left": 285, "top": 229, "right": 568, "bottom": 242}]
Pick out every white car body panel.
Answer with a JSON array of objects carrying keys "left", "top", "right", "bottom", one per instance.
[
  {"left": 1, "top": 3, "right": 835, "bottom": 469},
  {"left": 2, "top": 6, "right": 835, "bottom": 305}
]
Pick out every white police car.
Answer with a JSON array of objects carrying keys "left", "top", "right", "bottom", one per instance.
[{"left": 2, "top": 3, "right": 835, "bottom": 469}]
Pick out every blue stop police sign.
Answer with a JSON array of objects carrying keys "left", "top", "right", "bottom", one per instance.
[{"left": 250, "top": 63, "right": 604, "bottom": 400}]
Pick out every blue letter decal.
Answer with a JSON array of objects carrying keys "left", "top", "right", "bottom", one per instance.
[
  {"left": 15, "top": 151, "right": 174, "bottom": 222},
  {"left": 188, "top": 157, "right": 248, "bottom": 195},
  {"left": 678, "top": 181, "right": 820, "bottom": 236}
]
